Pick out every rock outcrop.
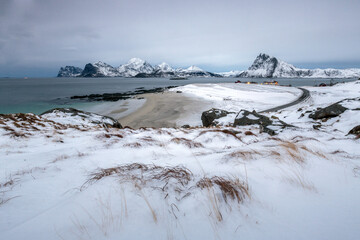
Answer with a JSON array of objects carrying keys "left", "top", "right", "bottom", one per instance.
[
  {"left": 233, "top": 110, "right": 293, "bottom": 135},
  {"left": 201, "top": 108, "right": 234, "bottom": 127},
  {"left": 309, "top": 103, "right": 348, "bottom": 120},
  {"left": 41, "top": 108, "right": 122, "bottom": 128}
]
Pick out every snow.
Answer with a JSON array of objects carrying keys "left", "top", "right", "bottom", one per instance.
[
  {"left": 185, "top": 65, "right": 203, "bottom": 72},
  {"left": 1, "top": 81, "right": 360, "bottom": 239},
  {"left": 170, "top": 83, "right": 302, "bottom": 113},
  {"left": 240, "top": 53, "right": 360, "bottom": 78},
  {"left": 218, "top": 70, "right": 244, "bottom": 77},
  {"left": 156, "top": 62, "right": 174, "bottom": 72}
]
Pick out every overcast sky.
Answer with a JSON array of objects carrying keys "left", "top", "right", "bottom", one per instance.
[{"left": 1, "top": 0, "right": 360, "bottom": 77}]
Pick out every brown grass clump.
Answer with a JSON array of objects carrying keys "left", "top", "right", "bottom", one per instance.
[
  {"left": 82, "top": 163, "right": 193, "bottom": 191},
  {"left": 152, "top": 166, "right": 193, "bottom": 186},
  {"left": 2, "top": 125, "right": 30, "bottom": 138},
  {"left": 244, "top": 131, "right": 255, "bottom": 136},
  {"left": 197, "top": 176, "right": 250, "bottom": 204},
  {"left": 198, "top": 129, "right": 242, "bottom": 141},
  {"left": 170, "top": 137, "right": 203, "bottom": 148},
  {"left": 103, "top": 133, "right": 123, "bottom": 139},
  {"left": 279, "top": 141, "right": 305, "bottom": 164},
  {"left": 225, "top": 150, "right": 261, "bottom": 161}
]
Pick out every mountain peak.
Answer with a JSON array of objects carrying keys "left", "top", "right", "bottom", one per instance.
[
  {"left": 128, "top": 58, "right": 146, "bottom": 65},
  {"left": 186, "top": 65, "right": 203, "bottom": 72}
]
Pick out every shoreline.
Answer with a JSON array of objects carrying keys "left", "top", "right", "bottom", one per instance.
[{"left": 118, "top": 91, "right": 212, "bottom": 128}]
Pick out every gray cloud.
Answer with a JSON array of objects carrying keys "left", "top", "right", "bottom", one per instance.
[{"left": 1, "top": 0, "right": 360, "bottom": 77}]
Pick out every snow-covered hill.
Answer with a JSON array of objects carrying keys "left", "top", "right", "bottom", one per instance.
[{"left": 238, "top": 53, "right": 360, "bottom": 78}]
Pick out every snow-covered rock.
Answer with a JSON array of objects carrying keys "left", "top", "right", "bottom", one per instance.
[
  {"left": 57, "top": 66, "right": 83, "bottom": 77},
  {"left": 238, "top": 53, "right": 360, "bottom": 78}
]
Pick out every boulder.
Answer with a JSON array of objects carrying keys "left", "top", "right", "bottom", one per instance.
[
  {"left": 233, "top": 110, "right": 293, "bottom": 135},
  {"left": 309, "top": 103, "right": 347, "bottom": 120},
  {"left": 348, "top": 125, "right": 360, "bottom": 135},
  {"left": 201, "top": 108, "right": 234, "bottom": 127},
  {"left": 41, "top": 108, "right": 122, "bottom": 128}
]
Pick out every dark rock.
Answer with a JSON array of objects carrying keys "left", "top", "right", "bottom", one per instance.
[
  {"left": 313, "top": 124, "right": 322, "bottom": 130},
  {"left": 201, "top": 108, "right": 234, "bottom": 127},
  {"left": 348, "top": 125, "right": 360, "bottom": 135},
  {"left": 181, "top": 124, "right": 191, "bottom": 128},
  {"left": 309, "top": 103, "right": 347, "bottom": 120},
  {"left": 70, "top": 86, "right": 178, "bottom": 102},
  {"left": 57, "top": 66, "right": 83, "bottom": 77},
  {"left": 80, "top": 63, "right": 105, "bottom": 77},
  {"left": 40, "top": 108, "right": 122, "bottom": 128},
  {"left": 233, "top": 110, "right": 293, "bottom": 135}
]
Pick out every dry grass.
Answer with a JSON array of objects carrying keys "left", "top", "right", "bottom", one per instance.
[
  {"left": 224, "top": 150, "right": 261, "bottom": 161},
  {"left": 170, "top": 137, "right": 203, "bottom": 148},
  {"left": 279, "top": 141, "right": 305, "bottom": 164},
  {"left": 244, "top": 131, "right": 255, "bottom": 136},
  {"left": 198, "top": 129, "right": 243, "bottom": 141},
  {"left": 82, "top": 163, "right": 193, "bottom": 192},
  {"left": 197, "top": 176, "right": 250, "bottom": 204},
  {"left": 282, "top": 167, "right": 317, "bottom": 192}
]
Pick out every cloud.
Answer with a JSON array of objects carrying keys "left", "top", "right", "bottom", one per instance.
[{"left": 1, "top": 0, "right": 360, "bottom": 77}]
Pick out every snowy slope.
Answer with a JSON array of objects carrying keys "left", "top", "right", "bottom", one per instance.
[{"left": 1, "top": 81, "right": 360, "bottom": 239}]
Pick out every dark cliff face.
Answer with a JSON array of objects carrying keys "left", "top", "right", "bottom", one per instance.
[
  {"left": 57, "top": 66, "right": 83, "bottom": 77},
  {"left": 238, "top": 53, "right": 279, "bottom": 78},
  {"left": 249, "top": 53, "right": 278, "bottom": 77},
  {"left": 80, "top": 63, "right": 104, "bottom": 77}
]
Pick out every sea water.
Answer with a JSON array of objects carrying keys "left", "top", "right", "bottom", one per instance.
[{"left": 0, "top": 77, "right": 356, "bottom": 114}]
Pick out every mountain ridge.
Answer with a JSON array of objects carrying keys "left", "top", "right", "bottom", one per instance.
[{"left": 57, "top": 54, "right": 360, "bottom": 78}]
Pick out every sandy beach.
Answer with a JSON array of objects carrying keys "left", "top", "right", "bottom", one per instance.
[{"left": 118, "top": 91, "right": 211, "bottom": 128}]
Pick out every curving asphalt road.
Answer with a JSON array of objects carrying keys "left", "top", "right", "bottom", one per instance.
[{"left": 259, "top": 87, "right": 310, "bottom": 113}]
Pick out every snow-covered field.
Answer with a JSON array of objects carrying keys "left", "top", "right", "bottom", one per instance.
[{"left": 1, "top": 81, "right": 360, "bottom": 240}]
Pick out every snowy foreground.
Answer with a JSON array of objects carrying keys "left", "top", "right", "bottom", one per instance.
[{"left": 1, "top": 82, "right": 360, "bottom": 240}]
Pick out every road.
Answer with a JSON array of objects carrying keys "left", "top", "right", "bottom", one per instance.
[{"left": 259, "top": 87, "right": 310, "bottom": 113}]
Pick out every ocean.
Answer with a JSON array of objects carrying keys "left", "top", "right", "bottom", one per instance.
[{"left": 0, "top": 77, "right": 357, "bottom": 114}]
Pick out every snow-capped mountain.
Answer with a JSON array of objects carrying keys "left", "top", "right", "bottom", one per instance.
[
  {"left": 57, "top": 66, "right": 83, "bottom": 77},
  {"left": 217, "top": 70, "right": 244, "bottom": 77},
  {"left": 177, "top": 65, "right": 222, "bottom": 77},
  {"left": 81, "top": 61, "right": 119, "bottom": 77},
  {"left": 238, "top": 53, "right": 360, "bottom": 78},
  {"left": 58, "top": 58, "right": 221, "bottom": 78},
  {"left": 155, "top": 62, "right": 174, "bottom": 72},
  {"left": 118, "top": 58, "right": 155, "bottom": 77}
]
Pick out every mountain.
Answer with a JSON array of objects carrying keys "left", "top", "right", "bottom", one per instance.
[
  {"left": 217, "top": 70, "right": 244, "bottom": 77},
  {"left": 118, "top": 58, "right": 155, "bottom": 77},
  {"left": 238, "top": 53, "right": 360, "bottom": 78},
  {"left": 58, "top": 58, "right": 221, "bottom": 78},
  {"left": 177, "top": 66, "right": 222, "bottom": 77},
  {"left": 80, "top": 61, "right": 119, "bottom": 77},
  {"left": 57, "top": 66, "right": 83, "bottom": 77}
]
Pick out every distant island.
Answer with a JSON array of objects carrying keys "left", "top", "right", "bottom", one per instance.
[{"left": 58, "top": 53, "right": 360, "bottom": 78}]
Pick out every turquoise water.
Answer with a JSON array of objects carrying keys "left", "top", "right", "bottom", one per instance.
[{"left": 0, "top": 77, "right": 357, "bottom": 114}]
